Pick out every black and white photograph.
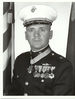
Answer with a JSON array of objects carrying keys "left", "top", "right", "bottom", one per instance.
[{"left": 2, "top": 1, "right": 75, "bottom": 97}]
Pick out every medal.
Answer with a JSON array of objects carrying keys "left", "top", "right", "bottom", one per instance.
[
  {"left": 49, "top": 73, "right": 54, "bottom": 79},
  {"left": 27, "top": 66, "right": 33, "bottom": 74},
  {"left": 33, "top": 72, "right": 40, "bottom": 78}
]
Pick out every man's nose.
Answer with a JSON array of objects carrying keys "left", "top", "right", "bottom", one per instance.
[{"left": 34, "top": 30, "right": 40, "bottom": 37}]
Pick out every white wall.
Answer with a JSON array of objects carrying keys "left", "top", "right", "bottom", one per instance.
[{"left": 15, "top": 2, "right": 72, "bottom": 58}]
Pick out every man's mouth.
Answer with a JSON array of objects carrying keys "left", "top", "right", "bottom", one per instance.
[
  {"left": 32, "top": 39, "right": 42, "bottom": 44},
  {"left": 33, "top": 38, "right": 41, "bottom": 41}
]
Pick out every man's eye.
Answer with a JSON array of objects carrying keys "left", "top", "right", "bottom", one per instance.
[
  {"left": 40, "top": 28, "right": 45, "bottom": 32},
  {"left": 27, "top": 28, "right": 34, "bottom": 32}
]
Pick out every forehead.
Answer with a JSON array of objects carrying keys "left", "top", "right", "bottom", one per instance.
[{"left": 26, "top": 24, "right": 50, "bottom": 29}]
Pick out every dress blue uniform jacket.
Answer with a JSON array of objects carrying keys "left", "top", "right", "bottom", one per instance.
[{"left": 6, "top": 46, "right": 73, "bottom": 95}]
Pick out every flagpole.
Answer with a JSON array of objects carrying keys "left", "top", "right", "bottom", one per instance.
[
  {"left": 8, "top": 2, "right": 15, "bottom": 80},
  {"left": 11, "top": 2, "right": 15, "bottom": 79},
  {"left": 11, "top": 18, "right": 15, "bottom": 78}
]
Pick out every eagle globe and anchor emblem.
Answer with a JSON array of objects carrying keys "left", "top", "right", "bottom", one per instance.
[{"left": 31, "top": 6, "right": 36, "bottom": 13}]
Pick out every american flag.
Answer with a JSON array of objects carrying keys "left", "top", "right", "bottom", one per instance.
[
  {"left": 66, "top": 2, "right": 75, "bottom": 94},
  {"left": 3, "top": 2, "right": 15, "bottom": 95}
]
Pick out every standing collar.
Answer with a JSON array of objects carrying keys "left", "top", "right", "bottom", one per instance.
[{"left": 30, "top": 45, "right": 51, "bottom": 58}]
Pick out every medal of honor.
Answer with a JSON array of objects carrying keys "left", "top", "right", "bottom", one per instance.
[{"left": 28, "top": 47, "right": 56, "bottom": 79}]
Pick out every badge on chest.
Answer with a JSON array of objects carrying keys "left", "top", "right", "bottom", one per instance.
[{"left": 27, "top": 63, "right": 55, "bottom": 79}]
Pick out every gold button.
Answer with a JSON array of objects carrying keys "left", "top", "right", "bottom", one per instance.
[
  {"left": 24, "top": 93, "right": 28, "bottom": 96},
  {"left": 59, "top": 56, "right": 63, "bottom": 59},
  {"left": 41, "top": 79, "right": 44, "bottom": 82},
  {"left": 17, "top": 75, "right": 19, "bottom": 78},
  {"left": 52, "top": 53, "right": 54, "bottom": 56},
  {"left": 25, "top": 82, "right": 29, "bottom": 86}
]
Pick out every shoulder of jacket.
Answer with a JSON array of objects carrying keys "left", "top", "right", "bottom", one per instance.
[
  {"left": 14, "top": 52, "right": 30, "bottom": 74},
  {"left": 53, "top": 51, "right": 73, "bottom": 69},
  {"left": 16, "top": 51, "right": 30, "bottom": 60},
  {"left": 52, "top": 51, "right": 68, "bottom": 63}
]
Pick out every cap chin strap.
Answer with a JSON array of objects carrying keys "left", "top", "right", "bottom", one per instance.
[{"left": 23, "top": 20, "right": 52, "bottom": 27}]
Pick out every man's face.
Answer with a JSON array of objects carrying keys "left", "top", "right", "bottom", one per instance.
[{"left": 25, "top": 24, "right": 52, "bottom": 51}]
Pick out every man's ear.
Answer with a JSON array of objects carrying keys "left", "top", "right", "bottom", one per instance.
[
  {"left": 25, "top": 31, "right": 28, "bottom": 40},
  {"left": 49, "top": 30, "right": 53, "bottom": 39}
]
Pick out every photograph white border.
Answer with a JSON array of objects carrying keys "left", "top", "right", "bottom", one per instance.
[{"left": 1, "top": 0, "right": 75, "bottom": 99}]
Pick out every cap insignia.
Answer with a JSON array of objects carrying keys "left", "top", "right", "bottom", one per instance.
[{"left": 31, "top": 6, "right": 36, "bottom": 13}]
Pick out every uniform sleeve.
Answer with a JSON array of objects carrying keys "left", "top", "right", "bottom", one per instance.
[{"left": 53, "top": 61, "right": 73, "bottom": 95}]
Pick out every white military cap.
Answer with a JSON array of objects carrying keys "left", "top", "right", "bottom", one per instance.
[{"left": 19, "top": 5, "right": 57, "bottom": 27}]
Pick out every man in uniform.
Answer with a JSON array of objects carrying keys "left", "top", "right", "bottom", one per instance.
[{"left": 6, "top": 5, "right": 73, "bottom": 95}]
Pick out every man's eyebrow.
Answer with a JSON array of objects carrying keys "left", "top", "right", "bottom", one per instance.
[
  {"left": 40, "top": 26, "right": 46, "bottom": 28},
  {"left": 39, "top": 26, "right": 48, "bottom": 29},
  {"left": 27, "top": 27, "right": 34, "bottom": 29}
]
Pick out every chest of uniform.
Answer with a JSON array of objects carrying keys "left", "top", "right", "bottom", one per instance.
[{"left": 17, "top": 63, "right": 55, "bottom": 87}]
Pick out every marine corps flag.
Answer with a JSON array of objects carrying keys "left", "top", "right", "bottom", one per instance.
[
  {"left": 3, "top": 2, "right": 15, "bottom": 95},
  {"left": 66, "top": 2, "right": 75, "bottom": 94}
]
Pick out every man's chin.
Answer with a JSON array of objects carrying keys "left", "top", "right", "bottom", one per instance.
[
  {"left": 31, "top": 45, "right": 43, "bottom": 50},
  {"left": 33, "top": 46, "right": 42, "bottom": 49},
  {"left": 31, "top": 44, "right": 47, "bottom": 51}
]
